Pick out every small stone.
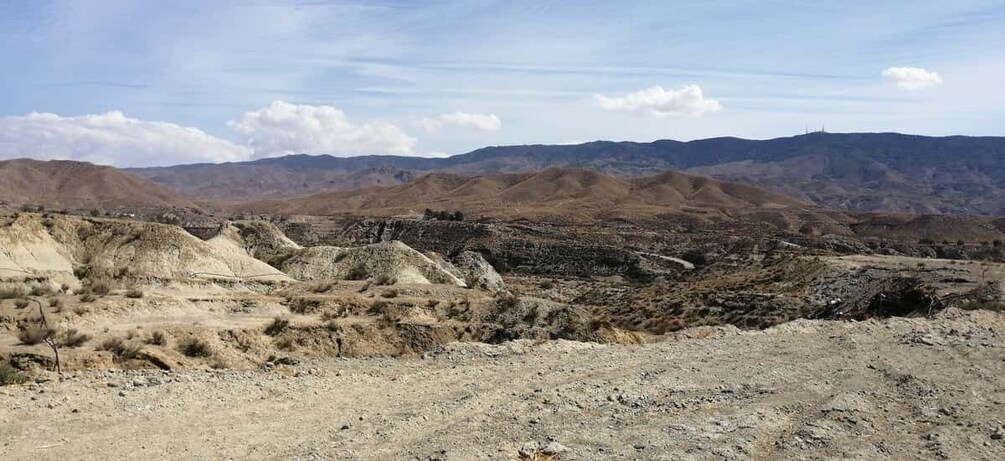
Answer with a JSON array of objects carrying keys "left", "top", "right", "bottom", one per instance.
[
  {"left": 132, "top": 379, "right": 146, "bottom": 387},
  {"left": 340, "top": 424, "right": 351, "bottom": 430},
  {"left": 541, "top": 442, "right": 569, "bottom": 455},
  {"left": 118, "top": 390, "right": 128, "bottom": 397},
  {"left": 992, "top": 427, "right": 1004, "bottom": 440}
]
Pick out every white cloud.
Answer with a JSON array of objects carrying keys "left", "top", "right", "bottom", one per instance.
[
  {"left": 228, "top": 101, "right": 417, "bottom": 158},
  {"left": 418, "top": 112, "right": 502, "bottom": 132},
  {"left": 592, "top": 85, "right": 723, "bottom": 118},
  {"left": 0, "top": 111, "right": 250, "bottom": 167},
  {"left": 882, "top": 67, "right": 943, "bottom": 90}
]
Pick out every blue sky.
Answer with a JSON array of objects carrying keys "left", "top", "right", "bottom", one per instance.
[{"left": 1, "top": 0, "right": 1003, "bottom": 166}]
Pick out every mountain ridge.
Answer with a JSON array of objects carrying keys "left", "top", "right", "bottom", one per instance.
[{"left": 128, "top": 132, "right": 1005, "bottom": 215}]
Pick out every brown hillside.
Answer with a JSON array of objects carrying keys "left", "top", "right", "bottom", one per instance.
[
  {"left": 229, "top": 168, "right": 806, "bottom": 220},
  {"left": 0, "top": 158, "right": 198, "bottom": 212}
]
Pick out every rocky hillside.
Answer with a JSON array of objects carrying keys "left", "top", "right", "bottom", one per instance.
[
  {"left": 129, "top": 132, "right": 1005, "bottom": 215},
  {"left": 0, "top": 158, "right": 199, "bottom": 212}
]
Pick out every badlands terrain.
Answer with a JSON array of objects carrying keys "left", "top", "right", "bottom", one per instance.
[{"left": 1, "top": 154, "right": 1004, "bottom": 459}]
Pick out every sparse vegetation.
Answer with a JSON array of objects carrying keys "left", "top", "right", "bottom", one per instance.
[
  {"left": 373, "top": 274, "right": 396, "bottom": 286},
  {"left": 345, "top": 266, "right": 368, "bottom": 281},
  {"left": 98, "top": 337, "right": 142, "bottom": 359},
  {"left": 0, "top": 285, "right": 28, "bottom": 299},
  {"left": 79, "top": 294, "right": 96, "bottom": 303},
  {"left": 14, "top": 299, "right": 29, "bottom": 309},
  {"left": 30, "top": 285, "right": 53, "bottom": 296},
  {"left": 59, "top": 329, "right": 91, "bottom": 348},
  {"left": 309, "top": 282, "right": 333, "bottom": 293},
  {"left": 124, "top": 288, "right": 144, "bottom": 299},
  {"left": 380, "top": 289, "right": 399, "bottom": 299},
  {"left": 422, "top": 209, "right": 464, "bottom": 221},
  {"left": 0, "top": 362, "right": 27, "bottom": 386},
  {"left": 178, "top": 337, "right": 213, "bottom": 357},
  {"left": 958, "top": 300, "right": 1005, "bottom": 312},
  {"left": 17, "top": 323, "right": 55, "bottom": 345},
  {"left": 89, "top": 280, "right": 112, "bottom": 296},
  {"left": 148, "top": 330, "right": 168, "bottom": 346},
  {"left": 265, "top": 317, "right": 290, "bottom": 336}
]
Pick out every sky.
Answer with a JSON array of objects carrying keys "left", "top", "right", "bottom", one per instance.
[{"left": 0, "top": 0, "right": 1003, "bottom": 167}]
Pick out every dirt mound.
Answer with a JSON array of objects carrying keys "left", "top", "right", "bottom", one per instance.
[
  {"left": 219, "top": 221, "right": 302, "bottom": 266},
  {"left": 279, "top": 241, "right": 467, "bottom": 286},
  {"left": 0, "top": 212, "right": 290, "bottom": 284},
  {"left": 0, "top": 158, "right": 198, "bottom": 212}
]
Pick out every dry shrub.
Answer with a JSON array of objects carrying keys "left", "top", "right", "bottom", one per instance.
[
  {"left": 49, "top": 298, "right": 63, "bottom": 310},
  {"left": 310, "top": 282, "right": 333, "bottom": 293},
  {"left": 99, "top": 337, "right": 142, "bottom": 359},
  {"left": 79, "top": 294, "right": 96, "bottom": 303},
  {"left": 14, "top": 299, "right": 29, "bottom": 309},
  {"left": 89, "top": 280, "right": 112, "bottom": 296},
  {"left": 148, "top": 330, "right": 168, "bottom": 346},
  {"left": 178, "top": 337, "right": 213, "bottom": 358},
  {"left": 30, "top": 285, "right": 53, "bottom": 297},
  {"left": 425, "top": 299, "right": 440, "bottom": 308},
  {"left": 60, "top": 329, "right": 91, "bottom": 348},
  {"left": 380, "top": 289, "right": 399, "bottom": 299},
  {"left": 287, "top": 296, "right": 322, "bottom": 314},
  {"left": 124, "top": 288, "right": 144, "bottom": 299},
  {"left": 1, "top": 362, "right": 27, "bottom": 386},
  {"left": 373, "top": 274, "right": 396, "bottom": 286},
  {"left": 495, "top": 292, "right": 520, "bottom": 309},
  {"left": 0, "top": 284, "right": 28, "bottom": 299},
  {"left": 264, "top": 317, "right": 290, "bottom": 336},
  {"left": 17, "top": 324, "right": 55, "bottom": 345}
]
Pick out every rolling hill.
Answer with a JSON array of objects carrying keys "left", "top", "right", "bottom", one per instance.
[
  {"left": 129, "top": 132, "right": 1005, "bottom": 216},
  {"left": 229, "top": 168, "right": 805, "bottom": 221},
  {"left": 0, "top": 158, "right": 199, "bottom": 212}
]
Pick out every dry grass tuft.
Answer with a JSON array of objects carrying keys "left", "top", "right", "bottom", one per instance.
[
  {"left": 17, "top": 324, "right": 55, "bottom": 345},
  {"left": 178, "top": 337, "right": 213, "bottom": 358}
]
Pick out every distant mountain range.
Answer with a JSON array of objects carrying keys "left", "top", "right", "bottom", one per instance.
[{"left": 130, "top": 132, "right": 1005, "bottom": 216}]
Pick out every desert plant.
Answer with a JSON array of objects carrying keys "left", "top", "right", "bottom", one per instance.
[
  {"left": 538, "top": 280, "right": 555, "bottom": 290},
  {"left": 345, "top": 266, "right": 368, "bottom": 281},
  {"left": 495, "top": 292, "right": 520, "bottom": 309},
  {"left": 98, "top": 337, "right": 142, "bottom": 359},
  {"left": 59, "top": 329, "right": 91, "bottom": 348},
  {"left": 49, "top": 297, "right": 62, "bottom": 308},
  {"left": 17, "top": 323, "right": 56, "bottom": 345},
  {"left": 148, "top": 330, "right": 168, "bottom": 346},
  {"left": 14, "top": 299, "right": 29, "bottom": 309},
  {"left": 30, "top": 285, "right": 53, "bottom": 296},
  {"left": 373, "top": 274, "right": 396, "bottom": 286},
  {"left": 0, "top": 362, "right": 27, "bottom": 386},
  {"left": 79, "top": 294, "right": 96, "bottom": 303},
  {"left": 310, "top": 282, "right": 333, "bottom": 293},
  {"left": 425, "top": 298, "right": 440, "bottom": 308},
  {"left": 178, "top": 337, "right": 213, "bottom": 357},
  {"left": 89, "top": 281, "right": 112, "bottom": 296},
  {"left": 286, "top": 296, "right": 322, "bottom": 314},
  {"left": 0, "top": 285, "right": 28, "bottom": 299},
  {"left": 380, "top": 289, "right": 399, "bottom": 299},
  {"left": 264, "top": 317, "right": 290, "bottom": 336},
  {"left": 124, "top": 288, "right": 144, "bottom": 299}
]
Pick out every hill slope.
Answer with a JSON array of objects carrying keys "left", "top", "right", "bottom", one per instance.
[
  {"left": 130, "top": 132, "right": 1005, "bottom": 215},
  {"left": 231, "top": 168, "right": 804, "bottom": 220},
  {"left": 0, "top": 158, "right": 199, "bottom": 212}
]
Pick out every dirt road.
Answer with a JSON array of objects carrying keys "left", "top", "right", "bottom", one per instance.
[{"left": 2, "top": 309, "right": 1003, "bottom": 460}]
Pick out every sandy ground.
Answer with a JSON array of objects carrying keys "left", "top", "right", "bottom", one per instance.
[{"left": 2, "top": 308, "right": 1003, "bottom": 460}]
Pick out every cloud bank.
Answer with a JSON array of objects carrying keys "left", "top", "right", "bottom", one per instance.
[
  {"left": 0, "top": 111, "right": 250, "bottom": 167},
  {"left": 419, "top": 112, "right": 502, "bottom": 132},
  {"left": 882, "top": 67, "right": 942, "bottom": 90},
  {"left": 229, "top": 101, "right": 417, "bottom": 158},
  {"left": 592, "top": 85, "right": 723, "bottom": 118}
]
